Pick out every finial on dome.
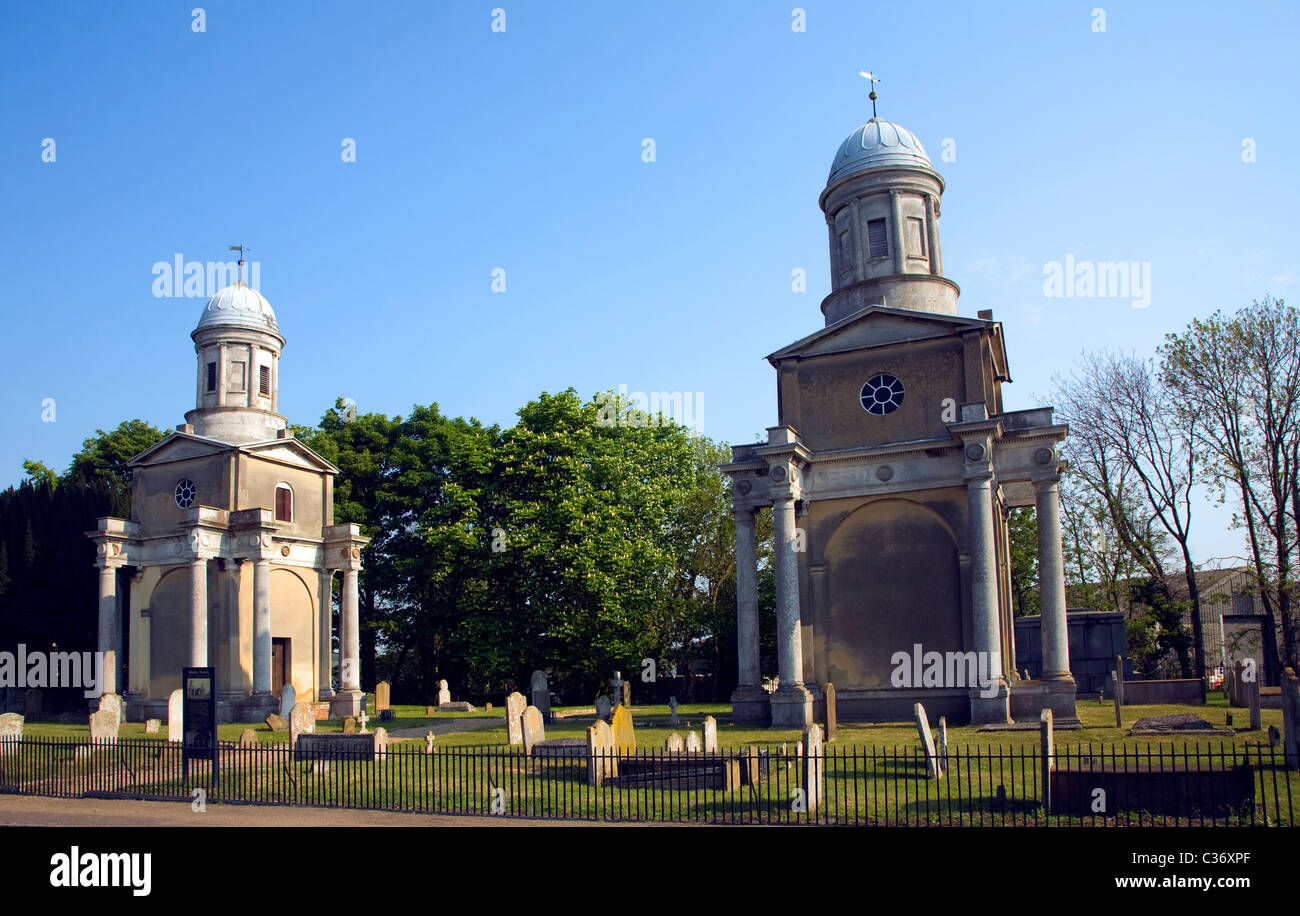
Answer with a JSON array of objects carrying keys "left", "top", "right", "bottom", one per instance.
[
  {"left": 858, "top": 70, "right": 881, "bottom": 120},
  {"left": 228, "top": 244, "right": 252, "bottom": 284}
]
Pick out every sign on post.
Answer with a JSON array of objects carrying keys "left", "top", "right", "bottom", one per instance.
[{"left": 182, "top": 667, "right": 218, "bottom": 785}]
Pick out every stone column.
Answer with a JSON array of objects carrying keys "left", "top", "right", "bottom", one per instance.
[
  {"left": 889, "top": 190, "right": 905, "bottom": 274},
  {"left": 924, "top": 194, "right": 942, "bottom": 275},
  {"left": 730, "top": 508, "right": 767, "bottom": 721},
  {"left": 341, "top": 568, "right": 361, "bottom": 693},
  {"left": 770, "top": 491, "right": 812, "bottom": 726},
  {"left": 189, "top": 555, "right": 208, "bottom": 668},
  {"left": 96, "top": 564, "right": 118, "bottom": 696},
  {"left": 252, "top": 557, "right": 272, "bottom": 695},
  {"left": 1035, "top": 476, "right": 1071, "bottom": 680},
  {"left": 967, "top": 476, "right": 1009, "bottom": 723},
  {"left": 318, "top": 569, "right": 334, "bottom": 699}
]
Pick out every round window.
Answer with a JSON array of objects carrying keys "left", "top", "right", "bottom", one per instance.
[
  {"left": 175, "top": 479, "right": 197, "bottom": 508},
  {"left": 861, "top": 374, "right": 905, "bottom": 415}
]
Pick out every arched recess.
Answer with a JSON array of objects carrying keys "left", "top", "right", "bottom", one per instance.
[
  {"left": 270, "top": 568, "right": 316, "bottom": 699},
  {"left": 148, "top": 567, "right": 195, "bottom": 699},
  {"left": 824, "top": 497, "right": 963, "bottom": 689}
]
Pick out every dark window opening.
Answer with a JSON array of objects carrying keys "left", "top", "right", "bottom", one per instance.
[
  {"left": 206, "top": 362, "right": 217, "bottom": 392},
  {"left": 867, "top": 218, "right": 889, "bottom": 259},
  {"left": 259, "top": 365, "right": 271, "bottom": 397}
]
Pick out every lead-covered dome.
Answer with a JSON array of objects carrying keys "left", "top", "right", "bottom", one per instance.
[
  {"left": 827, "top": 119, "right": 934, "bottom": 186},
  {"left": 196, "top": 281, "right": 279, "bottom": 334}
]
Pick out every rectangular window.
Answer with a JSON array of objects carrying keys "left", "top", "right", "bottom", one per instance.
[
  {"left": 275, "top": 485, "right": 293, "bottom": 522},
  {"left": 229, "top": 360, "right": 246, "bottom": 393},
  {"left": 206, "top": 362, "right": 217, "bottom": 392},
  {"left": 907, "top": 217, "right": 926, "bottom": 258},
  {"left": 259, "top": 365, "right": 271, "bottom": 397},
  {"left": 867, "top": 219, "right": 888, "bottom": 258}
]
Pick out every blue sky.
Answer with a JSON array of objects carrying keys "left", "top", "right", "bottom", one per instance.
[{"left": 2, "top": 0, "right": 1296, "bottom": 564}]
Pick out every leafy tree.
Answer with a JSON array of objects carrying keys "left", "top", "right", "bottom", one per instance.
[
  {"left": 1007, "top": 507, "right": 1040, "bottom": 616},
  {"left": 64, "top": 419, "right": 167, "bottom": 503}
]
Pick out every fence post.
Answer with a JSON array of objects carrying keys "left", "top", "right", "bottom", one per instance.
[
  {"left": 1283, "top": 667, "right": 1300, "bottom": 771},
  {"left": 1040, "top": 708, "right": 1054, "bottom": 816}
]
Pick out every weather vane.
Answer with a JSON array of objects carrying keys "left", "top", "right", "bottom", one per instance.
[
  {"left": 859, "top": 70, "right": 881, "bottom": 120},
  {"left": 229, "top": 244, "right": 252, "bottom": 283}
]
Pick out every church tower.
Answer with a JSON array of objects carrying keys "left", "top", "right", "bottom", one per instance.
[{"left": 723, "top": 95, "right": 1077, "bottom": 728}]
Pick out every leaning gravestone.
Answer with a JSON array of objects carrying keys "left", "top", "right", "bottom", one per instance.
[
  {"left": 1040, "top": 709, "right": 1054, "bottom": 814},
  {"left": 913, "top": 703, "right": 941, "bottom": 779},
  {"left": 289, "top": 702, "right": 316, "bottom": 748},
  {"left": 595, "top": 695, "right": 612, "bottom": 721},
  {"left": 239, "top": 729, "right": 258, "bottom": 747},
  {"left": 98, "top": 692, "right": 123, "bottom": 726},
  {"left": 938, "top": 716, "right": 948, "bottom": 759},
  {"left": 168, "top": 688, "right": 183, "bottom": 742},
  {"left": 702, "top": 715, "right": 718, "bottom": 753},
  {"left": 823, "top": 682, "right": 837, "bottom": 741},
  {"left": 280, "top": 684, "right": 296, "bottom": 719},
  {"left": 521, "top": 705, "right": 545, "bottom": 755},
  {"left": 436, "top": 679, "right": 451, "bottom": 707},
  {"left": 685, "top": 732, "right": 702, "bottom": 752},
  {"left": 801, "top": 723, "right": 824, "bottom": 814},
  {"left": 375, "top": 681, "right": 391, "bottom": 713},
  {"left": 665, "top": 732, "right": 684, "bottom": 752},
  {"left": 611, "top": 704, "right": 636, "bottom": 753},
  {"left": 530, "top": 671, "right": 551, "bottom": 722},
  {"left": 265, "top": 713, "right": 288, "bottom": 732},
  {"left": 88, "top": 709, "right": 118, "bottom": 744},
  {"left": 506, "top": 691, "right": 526, "bottom": 746},
  {"left": 145, "top": 719, "right": 160, "bottom": 734}
]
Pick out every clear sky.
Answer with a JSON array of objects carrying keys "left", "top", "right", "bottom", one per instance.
[{"left": 2, "top": 0, "right": 1296, "bottom": 565}]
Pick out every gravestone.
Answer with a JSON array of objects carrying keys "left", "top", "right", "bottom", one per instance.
[
  {"left": 425, "top": 731, "right": 435, "bottom": 754},
  {"left": 1269, "top": 725, "right": 1281, "bottom": 748},
  {"left": 436, "top": 679, "right": 451, "bottom": 707},
  {"left": 289, "top": 702, "right": 316, "bottom": 748},
  {"left": 88, "top": 709, "right": 118, "bottom": 744},
  {"left": 530, "top": 671, "right": 551, "bottom": 722},
  {"left": 0, "top": 713, "right": 23, "bottom": 750},
  {"left": 611, "top": 704, "right": 636, "bottom": 753},
  {"left": 486, "top": 703, "right": 493, "bottom": 712},
  {"left": 1114, "top": 656, "right": 1125, "bottom": 706},
  {"left": 685, "top": 732, "right": 702, "bottom": 752},
  {"left": 521, "top": 705, "right": 545, "bottom": 755},
  {"left": 702, "top": 716, "right": 718, "bottom": 753},
  {"left": 375, "top": 681, "right": 390, "bottom": 713},
  {"left": 373, "top": 727, "right": 389, "bottom": 761},
  {"left": 668, "top": 696, "right": 679, "bottom": 726},
  {"left": 1283, "top": 667, "right": 1300, "bottom": 771},
  {"left": 279, "top": 684, "right": 296, "bottom": 719},
  {"left": 343, "top": 716, "right": 357, "bottom": 734},
  {"left": 595, "top": 695, "right": 612, "bottom": 721},
  {"left": 621, "top": 681, "right": 631, "bottom": 708},
  {"left": 586, "top": 719, "right": 617, "bottom": 785},
  {"left": 24, "top": 689, "right": 40, "bottom": 721},
  {"left": 168, "top": 688, "right": 183, "bottom": 742},
  {"left": 937, "top": 716, "right": 948, "bottom": 759},
  {"left": 1247, "top": 671, "right": 1262, "bottom": 731},
  {"left": 145, "top": 719, "right": 160, "bottom": 734},
  {"left": 1040, "top": 709, "right": 1054, "bottom": 814},
  {"left": 506, "top": 691, "right": 527, "bottom": 746},
  {"left": 1111, "top": 671, "right": 1122, "bottom": 727},
  {"left": 265, "top": 713, "right": 288, "bottom": 732},
  {"left": 610, "top": 671, "right": 623, "bottom": 706},
  {"left": 1128, "top": 714, "right": 1235, "bottom": 737},
  {"left": 913, "top": 703, "right": 941, "bottom": 779},
  {"left": 823, "top": 682, "right": 837, "bottom": 741},
  {"left": 438, "top": 702, "right": 476, "bottom": 712},
  {"left": 801, "top": 723, "right": 824, "bottom": 814},
  {"left": 358, "top": 710, "right": 369, "bottom": 733},
  {"left": 98, "top": 692, "right": 123, "bottom": 726},
  {"left": 239, "top": 729, "right": 258, "bottom": 747},
  {"left": 426, "top": 706, "right": 436, "bottom": 716},
  {"left": 665, "top": 732, "right": 684, "bottom": 752}
]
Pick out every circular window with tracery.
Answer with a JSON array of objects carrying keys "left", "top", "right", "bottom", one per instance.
[
  {"left": 861, "top": 374, "right": 905, "bottom": 415},
  {"left": 175, "top": 479, "right": 197, "bottom": 508}
]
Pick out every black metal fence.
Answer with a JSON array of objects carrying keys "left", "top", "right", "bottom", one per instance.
[{"left": 0, "top": 737, "right": 1294, "bottom": 825}]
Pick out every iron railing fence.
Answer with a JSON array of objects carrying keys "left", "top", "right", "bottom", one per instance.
[{"left": 0, "top": 737, "right": 1292, "bottom": 826}]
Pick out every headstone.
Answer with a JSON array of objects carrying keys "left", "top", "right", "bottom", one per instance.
[
  {"left": 823, "top": 682, "right": 837, "bottom": 741},
  {"left": 358, "top": 710, "right": 369, "bottom": 734},
  {"left": 1040, "top": 708, "right": 1054, "bottom": 814},
  {"left": 1269, "top": 725, "right": 1281, "bottom": 748},
  {"left": 801, "top": 723, "right": 824, "bottom": 814},
  {"left": 375, "top": 681, "right": 390, "bottom": 712},
  {"left": 0, "top": 713, "right": 23, "bottom": 749},
  {"left": 486, "top": 702, "right": 493, "bottom": 712},
  {"left": 912, "top": 703, "right": 941, "bottom": 779},
  {"left": 521, "top": 705, "right": 545, "bottom": 754},
  {"left": 586, "top": 719, "right": 617, "bottom": 785},
  {"left": 426, "top": 706, "right": 436, "bottom": 716},
  {"left": 23, "top": 689, "right": 40, "bottom": 721},
  {"left": 595, "top": 695, "right": 612, "bottom": 721},
  {"left": 279, "top": 683, "right": 296, "bottom": 719},
  {"left": 1283, "top": 667, "right": 1300, "bottom": 771},
  {"left": 506, "top": 691, "right": 526, "bottom": 746},
  {"left": 611, "top": 671, "right": 623, "bottom": 706},
  {"left": 621, "top": 681, "right": 631, "bottom": 708},
  {"left": 530, "top": 670, "right": 551, "bottom": 722},
  {"left": 239, "top": 729, "right": 258, "bottom": 747},
  {"left": 425, "top": 731, "right": 436, "bottom": 754},
  {"left": 289, "top": 701, "right": 316, "bottom": 748},
  {"left": 1111, "top": 671, "right": 1122, "bottom": 727},
  {"left": 168, "top": 688, "right": 183, "bottom": 742},
  {"left": 373, "top": 727, "right": 388, "bottom": 761},
  {"left": 685, "top": 731, "right": 702, "bottom": 752},
  {"left": 88, "top": 709, "right": 118, "bottom": 744},
  {"left": 668, "top": 696, "right": 679, "bottom": 726},
  {"left": 436, "top": 679, "right": 451, "bottom": 707},
  {"left": 97, "top": 692, "right": 123, "bottom": 726},
  {"left": 145, "top": 719, "right": 161, "bottom": 734},
  {"left": 1247, "top": 670, "right": 1262, "bottom": 731},
  {"left": 611, "top": 704, "right": 636, "bottom": 753},
  {"left": 702, "top": 715, "right": 718, "bottom": 753},
  {"left": 343, "top": 716, "right": 357, "bottom": 734},
  {"left": 665, "top": 732, "right": 684, "bottom": 752},
  {"left": 1114, "top": 656, "right": 1125, "bottom": 706},
  {"left": 937, "top": 716, "right": 948, "bottom": 759},
  {"left": 265, "top": 713, "right": 288, "bottom": 732}
]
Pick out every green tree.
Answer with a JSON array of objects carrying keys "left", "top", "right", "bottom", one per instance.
[
  {"left": 1007, "top": 507, "right": 1040, "bottom": 616},
  {"left": 64, "top": 419, "right": 167, "bottom": 506}
]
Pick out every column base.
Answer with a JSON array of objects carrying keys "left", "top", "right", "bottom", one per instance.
[
  {"left": 969, "top": 681, "right": 1011, "bottom": 726},
  {"left": 730, "top": 685, "right": 771, "bottom": 725},
  {"left": 1009, "top": 677, "right": 1078, "bottom": 723},
  {"left": 330, "top": 691, "right": 364, "bottom": 718},
  {"left": 770, "top": 685, "right": 814, "bottom": 728}
]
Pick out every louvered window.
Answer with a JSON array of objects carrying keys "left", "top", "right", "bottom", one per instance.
[
  {"left": 206, "top": 362, "right": 217, "bottom": 392},
  {"left": 867, "top": 219, "right": 888, "bottom": 258},
  {"left": 259, "top": 365, "right": 271, "bottom": 397}
]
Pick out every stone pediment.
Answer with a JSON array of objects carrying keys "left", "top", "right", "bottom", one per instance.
[
  {"left": 128, "top": 431, "right": 233, "bottom": 467},
  {"left": 767, "top": 306, "right": 992, "bottom": 365},
  {"left": 241, "top": 438, "right": 339, "bottom": 474}
]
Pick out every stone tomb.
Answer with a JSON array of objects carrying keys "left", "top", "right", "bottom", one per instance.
[
  {"left": 168, "top": 689, "right": 183, "bottom": 743},
  {"left": 522, "top": 705, "right": 585, "bottom": 758},
  {"left": 1127, "top": 714, "right": 1234, "bottom": 737},
  {"left": 506, "top": 691, "right": 526, "bottom": 746},
  {"left": 296, "top": 731, "right": 388, "bottom": 764}
]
